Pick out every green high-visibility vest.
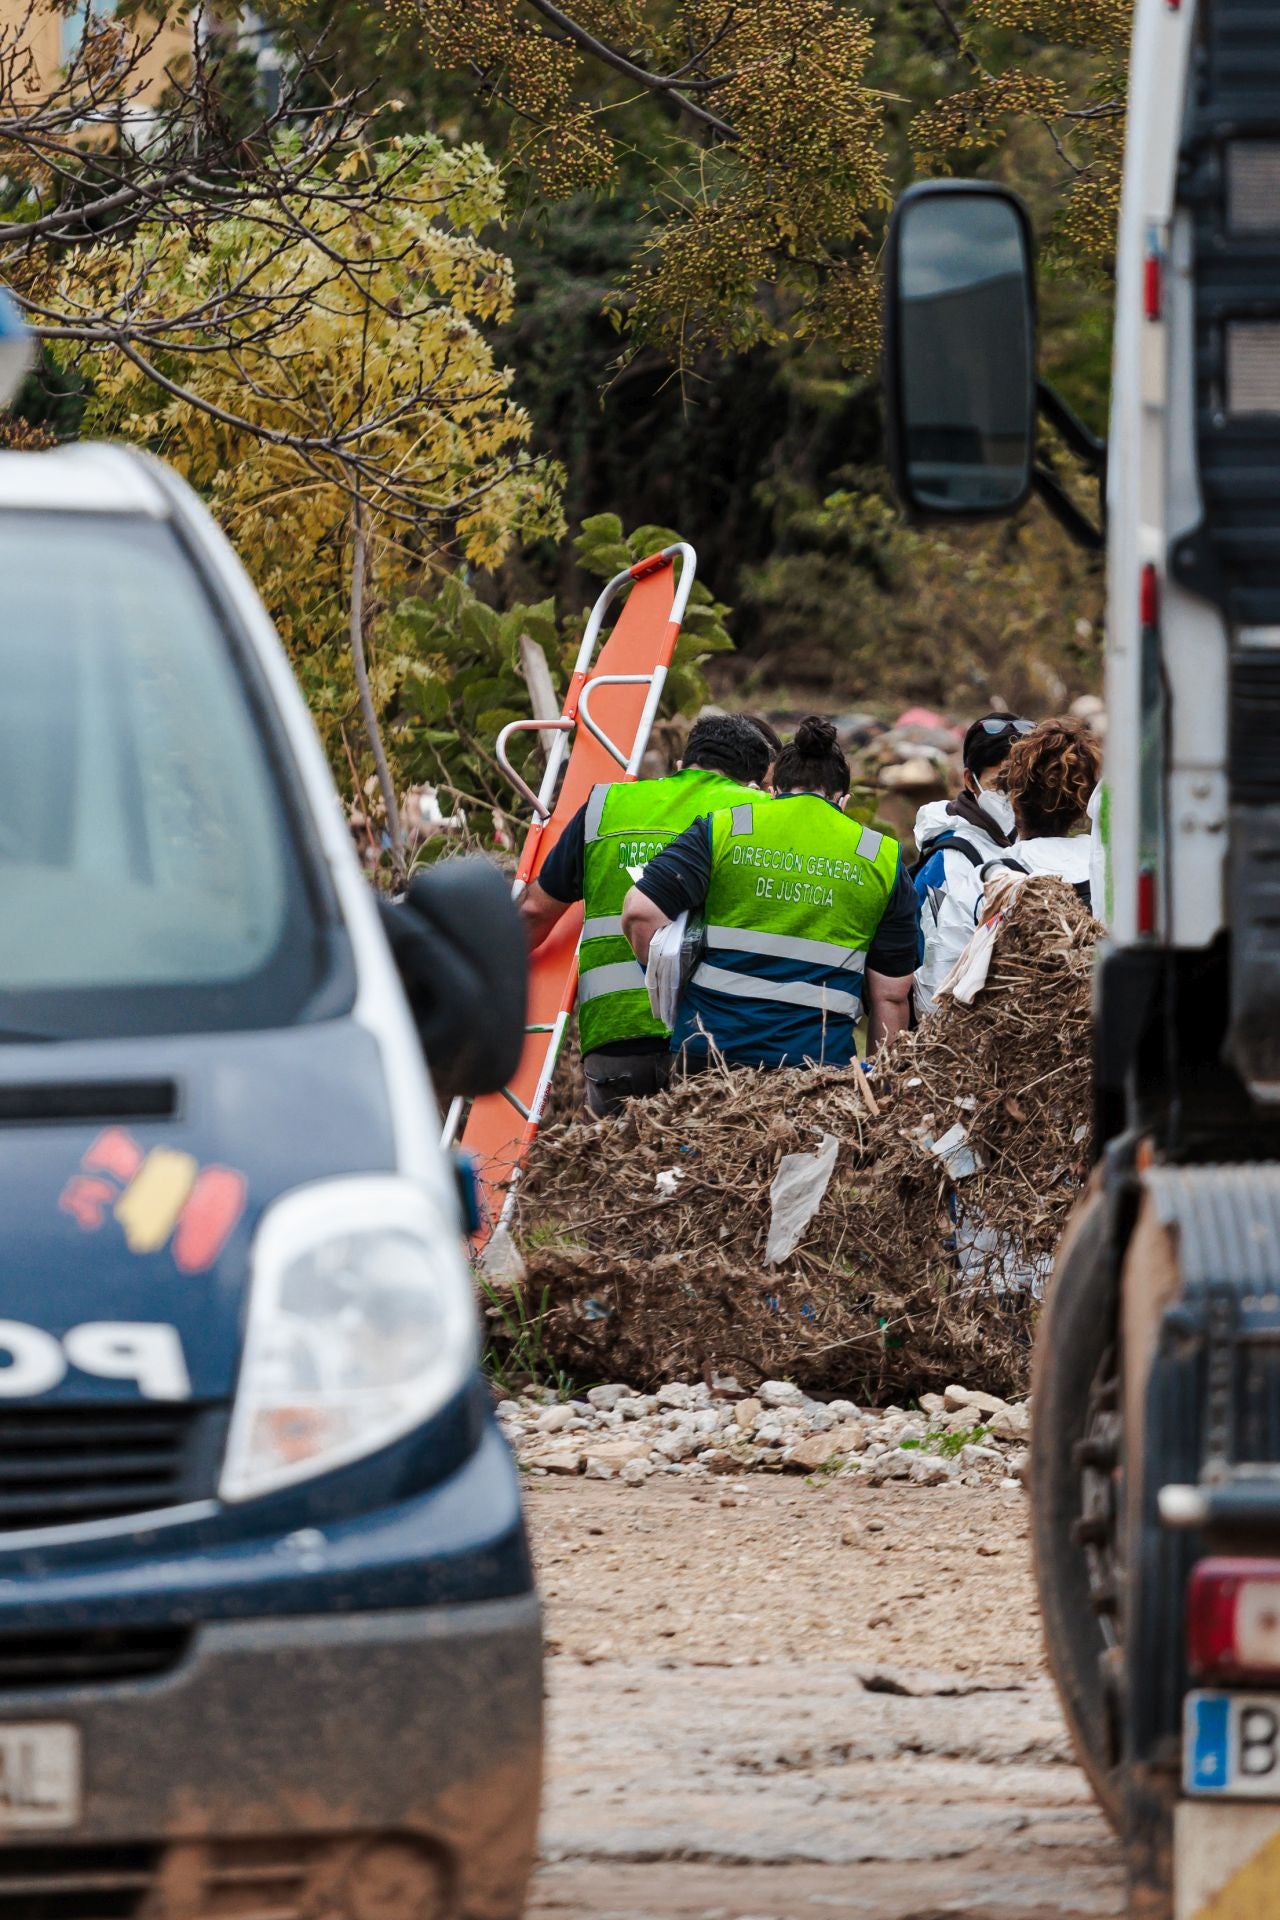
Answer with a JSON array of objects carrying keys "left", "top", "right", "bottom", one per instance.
[
  {"left": 577, "top": 767, "right": 763, "bottom": 1054},
  {"left": 674, "top": 792, "right": 902, "bottom": 1068}
]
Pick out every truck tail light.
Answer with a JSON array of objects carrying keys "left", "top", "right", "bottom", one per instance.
[
  {"left": 1140, "top": 562, "right": 1159, "bottom": 630},
  {"left": 1144, "top": 244, "right": 1163, "bottom": 322},
  {"left": 1189, "top": 1560, "right": 1280, "bottom": 1680}
]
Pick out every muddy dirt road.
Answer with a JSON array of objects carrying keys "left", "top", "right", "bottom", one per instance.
[{"left": 525, "top": 1475, "right": 1122, "bottom": 1920}]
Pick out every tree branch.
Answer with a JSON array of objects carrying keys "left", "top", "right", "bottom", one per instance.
[{"left": 519, "top": 0, "right": 739, "bottom": 139}]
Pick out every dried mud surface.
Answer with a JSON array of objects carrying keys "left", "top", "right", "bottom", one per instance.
[{"left": 525, "top": 1476, "right": 1122, "bottom": 1920}]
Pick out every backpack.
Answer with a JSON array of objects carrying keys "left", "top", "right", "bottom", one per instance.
[{"left": 910, "top": 828, "right": 985, "bottom": 883}]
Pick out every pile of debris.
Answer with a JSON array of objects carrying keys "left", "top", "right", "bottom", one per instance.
[
  {"left": 500, "top": 873, "right": 1098, "bottom": 1404},
  {"left": 502, "top": 1376, "right": 1029, "bottom": 1488}
]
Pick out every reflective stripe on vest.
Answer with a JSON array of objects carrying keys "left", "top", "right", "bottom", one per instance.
[
  {"left": 577, "top": 959, "right": 647, "bottom": 1002},
  {"left": 576, "top": 767, "right": 765, "bottom": 1052},
  {"left": 704, "top": 925, "right": 867, "bottom": 971},
  {"left": 692, "top": 964, "right": 862, "bottom": 1020}
]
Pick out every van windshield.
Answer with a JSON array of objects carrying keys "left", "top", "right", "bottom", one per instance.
[{"left": 0, "top": 510, "right": 338, "bottom": 1041}]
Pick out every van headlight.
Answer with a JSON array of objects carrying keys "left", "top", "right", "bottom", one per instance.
[{"left": 220, "top": 1177, "right": 477, "bottom": 1504}]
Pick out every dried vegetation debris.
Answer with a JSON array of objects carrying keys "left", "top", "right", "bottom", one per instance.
[{"left": 504, "top": 875, "right": 1099, "bottom": 1403}]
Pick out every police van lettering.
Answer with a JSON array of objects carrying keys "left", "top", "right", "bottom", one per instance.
[{"left": 0, "top": 1321, "right": 190, "bottom": 1401}]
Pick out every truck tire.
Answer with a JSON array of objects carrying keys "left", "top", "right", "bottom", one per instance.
[{"left": 1030, "top": 1186, "right": 1124, "bottom": 1831}]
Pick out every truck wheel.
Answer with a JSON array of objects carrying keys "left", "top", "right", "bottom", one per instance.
[{"left": 1030, "top": 1188, "right": 1124, "bottom": 1831}]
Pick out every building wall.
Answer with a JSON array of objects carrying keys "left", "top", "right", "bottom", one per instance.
[{"left": 0, "top": 1, "right": 191, "bottom": 100}]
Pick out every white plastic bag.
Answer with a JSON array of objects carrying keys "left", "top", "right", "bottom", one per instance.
[
  {"left": 644, "top": 912, "right": 688, "bottom": 1027},
  {"left": 937, "top": 867, "right": 1027, "bottom": 1006},
  {"left": 765, "top": 1132, "right": 840, "bottom": 1266}
]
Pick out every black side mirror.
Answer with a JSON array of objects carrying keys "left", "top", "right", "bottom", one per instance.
[
  {"left": 884, "top": 181, "right": 1037, "bottom": 520},
  {"left": 378, "top": 858, "right": 527, "bottom": 1103}
]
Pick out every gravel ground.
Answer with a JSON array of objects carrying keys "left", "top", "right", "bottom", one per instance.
[
  {"left": 523, "top": 1474, "right": 1123, "bottom": 1920},
  {"left": 501, "top": 1378, "right": 1030, "bottom": 1488}
]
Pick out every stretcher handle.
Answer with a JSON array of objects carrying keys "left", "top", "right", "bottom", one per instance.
[
  {"left": 576, "top": 674, "right": 654, "bottom": 770},
  {"left": 494, "top": 717, "right": 573, "bottom": 819}
]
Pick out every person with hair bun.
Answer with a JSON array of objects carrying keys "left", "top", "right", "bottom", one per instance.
[
  {"left": 621, "top": 716, "right": 919, "bottom": 1069},
  {"left": 992, "top": 716, "right": 1103, "bottom": 905}
]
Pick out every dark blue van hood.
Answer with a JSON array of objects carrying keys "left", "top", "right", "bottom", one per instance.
[{"left": 0, "top": 1020, "right": 398, "bottom": 1403}]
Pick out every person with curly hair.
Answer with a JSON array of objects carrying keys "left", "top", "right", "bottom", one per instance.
[{"left": 996, "top": 717, "right": 1103, "bottom": 907}]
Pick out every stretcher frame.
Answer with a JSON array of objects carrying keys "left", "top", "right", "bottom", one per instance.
[{"left": 445, "top": 543, "right": 698, "bottom": 1243}]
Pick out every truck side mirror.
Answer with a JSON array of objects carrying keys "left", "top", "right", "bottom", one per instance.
[
  {"left": 378, "top": 858, "right": 527, "bottom": 1103},
  {"left": 884, "top": 182, "right": 1037, "bottom": 520}
]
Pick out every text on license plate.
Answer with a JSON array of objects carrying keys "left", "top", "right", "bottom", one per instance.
[
  {"left": 1186, "top": 1691, "right": 1280, "bottom": 1798},
  {"left": 0, "top": 1724, "right": 80, "bottom": 1828}
]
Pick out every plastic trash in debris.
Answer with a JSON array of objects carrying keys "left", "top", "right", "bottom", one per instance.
[
  {"left": 654, "top": 1167, "right": 684, "bottom": 1198},
  {"left": 929, "top": 1122, "right": 982, "bottom": 1181},
  {"left": 765, "top": 1132, "right": 840, "bottom": 1265},
  {"left": 479, "top": 1224, "right": 526, "bottom": 1286}
]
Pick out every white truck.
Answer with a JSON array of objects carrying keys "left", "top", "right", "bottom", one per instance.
[{"left": 883, "top": 3, "right": 1280, "bottom": 1912}]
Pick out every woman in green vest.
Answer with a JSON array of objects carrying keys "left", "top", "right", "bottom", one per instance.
[
  {"left": 517, "top": 714, "right": 773, "bottom": 1115},
  {"left": 621, "top": 717, "right": 917, "bottom": 1070}
]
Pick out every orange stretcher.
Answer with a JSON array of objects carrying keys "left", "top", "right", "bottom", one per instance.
[{"left": 446, "top": 542, "right": 697, "bottom": 1244}]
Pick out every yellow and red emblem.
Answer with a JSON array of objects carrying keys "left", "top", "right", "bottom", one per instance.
[{"left": 59, "top": 1129, "right": 246, "bottom": 1274}]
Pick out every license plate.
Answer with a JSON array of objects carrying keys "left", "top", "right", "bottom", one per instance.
[
  {"left": 1186, "top": 1690, "right": 1280, "bottom": 1798},
  {"left": 0, "top": 1724, "right": 80, "bottom": 1828}
]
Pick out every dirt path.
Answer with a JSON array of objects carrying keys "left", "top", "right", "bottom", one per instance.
[{"left": 524, "top": 1474, "right": 1123, "bottom": 1919}]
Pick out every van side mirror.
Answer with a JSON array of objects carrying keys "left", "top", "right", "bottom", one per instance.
[
  {"left": 378, "top": 858, "right": 527, "bottom": 1103},
  {"left": 884, "top": 182, "right": 1037, "bottom": 519}
]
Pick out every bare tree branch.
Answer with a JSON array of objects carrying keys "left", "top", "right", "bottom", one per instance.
[{"left": 519, "top": 0, "right": 739, "bottom": 138}]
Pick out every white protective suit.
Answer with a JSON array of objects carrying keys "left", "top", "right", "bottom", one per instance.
[{"left": 912, "top": 798, "right": 1012, "bottom": 1017}]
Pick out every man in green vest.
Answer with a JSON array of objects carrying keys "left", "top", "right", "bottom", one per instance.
[
  {"left": 621, "top": 716, "right": 917, "bottom": 1070},
  {"left": 518, "top": 714, "right": 773, "bottom": 1116}
]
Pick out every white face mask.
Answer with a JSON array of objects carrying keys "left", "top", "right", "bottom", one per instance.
[{"left": 976, "top": 788, "right": 1016, "bottom": 837}]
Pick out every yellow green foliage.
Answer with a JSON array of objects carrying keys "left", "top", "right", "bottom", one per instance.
[{"left": 73, "top": 135, "right": 565, "bottom": 781}]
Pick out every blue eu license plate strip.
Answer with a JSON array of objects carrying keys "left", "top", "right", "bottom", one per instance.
[{"left": 1185, "top": 1690, "right": 1280, "bottom": 1798}]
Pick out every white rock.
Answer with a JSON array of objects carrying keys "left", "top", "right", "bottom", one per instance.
[
  {"left": 753, "top": 1416, "right": 788, "bottom": 1446},
  {"left": 989, "top": 1403, "right": 1031, "bottom": 1442},
  {"left": 587, "top": 1384, "right": 634, "bottom": 1412},
  {"left": 943, "top": 1406, "right": 983, "bottom": 1436},
  {"left": 759, "top": 1380, "right": 805, "bottom": 1408},
  {"left": 652, "top": 1430, "right": 702, "bottom": 1462},
  {"left": 943, "top": 1385, "right": 1008, "bottom": 1417},
  {"left": 908, "top": 1453, "right": 956, "bottom": 1486},
  {"left": 619, "top": 1458, "right": 653, "bottom": 1485},
  {"left": 867, "top": 1453, "right": 913, "bottom": 1484},
  {"left": 690, "top": 1409, "right": 721, "bottom": 1436},
  {"left": 618, "top": 1396, "right": 657, "bottom": 1421},
  {"left": 656, "top": 1384, "right": 695, "bottom": 1410},
  {"left": 801, "top": 1401, "right": 837, "bottom": 1431},
  {"left": 827, "top": 1400, "right": 859, "bottom": 1420},
  {"left": 537, "top": 1405, "right": 577, "bottom": 1433}
]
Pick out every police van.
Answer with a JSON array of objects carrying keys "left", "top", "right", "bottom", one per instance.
[{"left": 0, "top": 304, "right": 539, "bottom": 1919}]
